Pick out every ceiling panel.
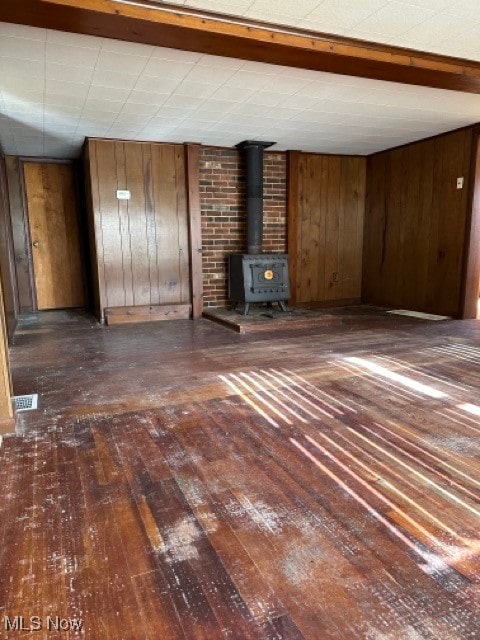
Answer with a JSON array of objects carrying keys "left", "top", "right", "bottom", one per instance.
[
  {"left": 0, "top": 22, "right": 480, "bottom": 158},
  {"left": 159, "top": 0, "right": 480, "bottom": 61}
]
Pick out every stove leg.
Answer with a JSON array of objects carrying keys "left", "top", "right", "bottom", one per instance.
[
  {"left": 278, "top": 301, "right": 287, "bottom": 312},
  {"left": 244, "top": 303, "right": 250, "bottom": 316}
]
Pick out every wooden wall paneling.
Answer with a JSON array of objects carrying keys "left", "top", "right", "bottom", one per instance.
[
  {"left": 316, "top": 157, "right": 328, "bottom": 302},
  {"left": 83, "top": 142, "right": 103, "bottom": 319},
  {"left": 363, "top": 128, "right": 472, "bottom": 317},
  {"left": 152, "top": 145, "right": 182, "bottom": 305},
  {"left": 94, "top": 140, "right": 126, "bottom": 310},
  {"left": 175, "top": 147, "right": 190, "bottom": 305},
  {"left": 413, "top": 141, "right": 434, "bottom": 310},
  {"left": 324, "top": 157, "right": 341, "bottom": 301},
  {"left": 0, "top": 156, "right": 19, "bottom": 341},
  {"left": 85, "top": 139, "right": 191, "bottom": 322},
  {"left": 143, "top": 144, "right": 160, "bottom": 308},
  {"left": 125, "top": 142, "right": 150, "bottom": 307},
  {"left": 292, "top": 153, "right": 365, "bottom": 306},
  {"left": 299, "top": 156, "right": 315, "bottom": 302},
  {"left": 341, "top": 158, "right": 365, "bottom": 300},
  {"left": 185, "top": 144, "right": 203, "bottom": 318},
  {"left": 116, "top": 142, "right": 134, "bottom": 307},
  {"left": 287, "top": 151, "right": 300, "bottom": 305},
  {"left": 461, "top": 129, "right": 480, "bottom": 319},
  {"left": 4, "top": 156, "right": 35, "bottom": 311}
]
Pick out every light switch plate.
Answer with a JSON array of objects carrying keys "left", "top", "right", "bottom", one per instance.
[
  {"left": 457, "top": 177, "right": 464, "bottom": 189},
  {"left": 116, "top": 189, "right": 131, "bottom": 200}
]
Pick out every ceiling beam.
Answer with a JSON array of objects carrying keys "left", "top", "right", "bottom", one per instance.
[{"left": 3, "top": 0, "right": 480, "bottom": 94}]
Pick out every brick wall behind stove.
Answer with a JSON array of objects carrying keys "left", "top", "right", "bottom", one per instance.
[{"left": 200, "top": 147, "right": 287, "bottom": 307}]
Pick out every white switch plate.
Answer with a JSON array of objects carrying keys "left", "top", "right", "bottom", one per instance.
[
  {"left": 457, "top": 177, "right": 464, "bottom": 189},
  {"left": 116, "top": 189, "right": 131, "bottom": 200}
]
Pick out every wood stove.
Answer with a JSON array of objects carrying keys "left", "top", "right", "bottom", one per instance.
[{"left": 229, "top": 140, "right": 290, "bottom": 315}]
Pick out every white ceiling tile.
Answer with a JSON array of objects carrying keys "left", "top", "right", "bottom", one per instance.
[
  {"left": 78, "top": 113, "right": 115, "bottom": 124},
  {"left": 443, "top": 1, "right": 480, "bottom": 20},
  {"left": 83, "top": 99, "right": 124, "bottom": 114},
  {"left": 278, "top": 94, "right": 321, "bottom": 109},
  {"left": 0, "top": 58, "right": 45, "bottom": 78},
  {"left": 261, "top": 76, "right": 312, "bottom": 93},
  {"left": 225, "top": 71, "right": 275, "bottom": 90},
  {"left": 46, "top": 30, "right": 101, "bottom": 49},
  {"left": 197, "top": 54, "right": 243, "bottom": 69},
  {"left": 96, "top": 51, "right": 149, "bottom": 75},
  {"left": 401, "top": 12, "right": 474, "bottom": 44},
  {"left": 184, "top": 65, "right": 236, "bottom": 84},
  {"left": 0, "top": 38, "right": 45, "bottom": 61},
  {"left": 142, "top": 58, "right": 195, "bottom": 78},
  {"left": 45, "top": 93, "right": 85, "bottom": 108},
  {"left": 0, "top": 23, "right": 46, "bottom": 40},
  {"left": 101, "top": 39, "right": 154, "bottom": 57},
  {"left": 46, "top": 43, "right": 100, "bottom": 67},
  {"left": 113, "top": 113, "right": 150, "bottom": 129},
  {"left": 354, "top": 2, "right": 437, "bottom": 38},
  {"left": 305, "top": 0, "right": 389, "bottom": 30},
  {"left": 46, "top": 62, "right": 94, "bottom": 85},
  {"left": 174, "top": 81, "right": 218, "bottom": 98},
  {"left": 85, "top": 86, "right": 130, "bottom": 103},
  {"left": 91, "top": 69, "right": 138, "bottom": 90},
  {"left": 195, "top": 100, "right": 235, "bottom": 113},
  {"left": 151, "top": 48, "right": 202, "bottom": 63},
  {"left": 127, "top": 90, "right": 169, "bottom": 105},
  {"left": 46, "top": 80, "right": 90, "bottom": 98},
  {"left": 134, "top": 76, "right": 181, "bottom": 93},
  {"left": 243, "top": 91, "right": 287, "bottom": 107},
  {"left": 163, "top": 95, "right": 205, "bottom": 109},
  {"left": 1, "top": 76, "right": 44, "bottom": 94},
  {"left": 120, "top": 102, "right": 160, "bottom": 117},
  {"left": 210, "top": 85, "right": 250, "bottom": 101},
  {"left": 230, "top": 103, "right": 272, "bottom": 116}
]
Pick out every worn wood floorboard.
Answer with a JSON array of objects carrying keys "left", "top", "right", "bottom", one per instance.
[{"left": 0, "top": 307, "right": 479, "bottom": 639}]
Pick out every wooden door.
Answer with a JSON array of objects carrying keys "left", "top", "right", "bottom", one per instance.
[{"left": 23, "top": 162, "right": 86, "bottom": 310}]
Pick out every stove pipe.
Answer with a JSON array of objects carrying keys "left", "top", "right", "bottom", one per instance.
[{"left": 236, "top": 140, "right": 275, "bottom": 255}]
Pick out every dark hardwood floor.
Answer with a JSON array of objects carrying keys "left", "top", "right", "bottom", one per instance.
[{"left": 1, "top": 307, "right": 480, "bottom": 639}]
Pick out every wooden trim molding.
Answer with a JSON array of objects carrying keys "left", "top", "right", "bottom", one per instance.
[
  {"left": 185, "top": 143, "right": 203, "bottom": 319},
  {"left": 461, "top": 128, "right": 480, "bottom": 319},
  {"left": 3, "top": 0, "right": 480, "bottom": 93},
  {"left": 287, "top": 151, "right": 300, "bottom": 305},
  {"left": 0, "top": 276, "right": 14, "bottom": 433},
  {"left": 105, "top": 303, "right": 191, "bottom": 325}
]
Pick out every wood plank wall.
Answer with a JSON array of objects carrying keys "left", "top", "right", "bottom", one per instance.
[
  {"left": 288, "top": 152, "right": 366, "bottom": 305},
  {"left": 84, "top": 139, "right": 193, "bottom": 322},
  {"left": 4, "top": 156, "right": 34, "bottom": 312},
  {"left": 0, "top": 156, "right": 19, "bottom": 341},
  {"left": 363, "top": 128, "right": 473, "bottom": 317}
]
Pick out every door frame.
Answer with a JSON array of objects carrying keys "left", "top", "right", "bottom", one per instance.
[
  {"left": 461, "top": 128, "right": 480, "bottom": 319},
  {"left": 19, "top": 157, "right": 87, "bottom": 312}
]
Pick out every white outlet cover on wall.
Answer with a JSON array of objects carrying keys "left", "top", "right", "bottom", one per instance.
[
  {"left": 457, "top": 177, "right": 464, "bottom": 189},
  {"left": 116, "top": 190, "right": 131, "bottom": 200}
]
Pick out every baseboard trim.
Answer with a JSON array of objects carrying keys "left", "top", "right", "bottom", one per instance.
[{"left": 104, "top": 304, "right": 192, "bottom": 325}]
